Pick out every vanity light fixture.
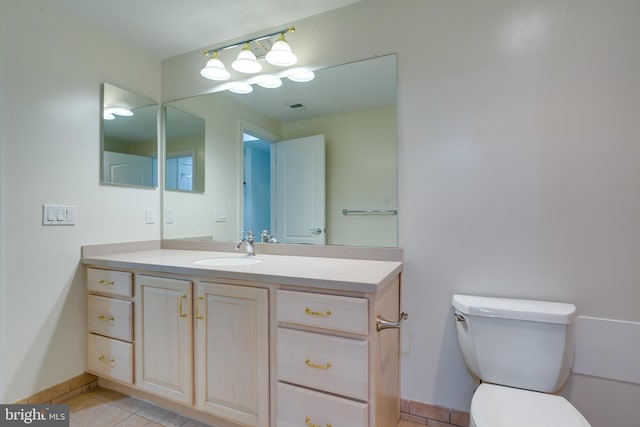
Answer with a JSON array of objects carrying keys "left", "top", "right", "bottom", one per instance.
[
  {"left": 200, "top": 27, "right": 297, "bottom": 81},
  {"left": 265, "top": 33, "right": 297, "bottom": 66},
  {"left": 232, "top": 43, "right": 262, "bottom": 74},
  {"left": 200, "top": 51, "right": 230, "bottom": 81}
]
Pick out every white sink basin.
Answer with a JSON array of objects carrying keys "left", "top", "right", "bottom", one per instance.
[{"left": 193, "top": 256, "right": 263, "bottom": 267}]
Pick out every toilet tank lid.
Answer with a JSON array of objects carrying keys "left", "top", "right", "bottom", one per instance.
[{"left": 452, "top": 294, "right": 577, "bottom": 324}]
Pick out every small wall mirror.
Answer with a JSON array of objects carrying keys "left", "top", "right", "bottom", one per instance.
[{"left": 101, "top": 83, "right": 158, "bottom": 188}]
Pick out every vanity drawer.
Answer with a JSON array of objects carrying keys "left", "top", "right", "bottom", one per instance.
[
  {"left": 87, "top": 295, "right": 133, "bottom": 342},
  {"left": 277, "top": 382, "right": 368, "bottom": 427},
  {"left": 87, "top": 333, "right": 133, "bottom": 384},
  {"left": 87, "top": 268, "right": 132, "bottom": 297},
  {"left": 277, "top": 327, "right": 368, "bottom": 400},
  {"left": 276, "top": 290, "right": 368, "bottom": 335}
]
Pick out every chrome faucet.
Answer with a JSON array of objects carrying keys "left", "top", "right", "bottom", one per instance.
[{"left": 236, "top": 230, "right": 255, "bottom": 256}]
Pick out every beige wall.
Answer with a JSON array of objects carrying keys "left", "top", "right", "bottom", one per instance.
[{"left": 0, "top": 1, "right": 161, "bottom": 402}]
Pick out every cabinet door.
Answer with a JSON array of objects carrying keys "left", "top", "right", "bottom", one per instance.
[
  {"left": 136, "top": 275, "right": 193, "bottom": 404},
  {"left": 195, "top": 282, "right": 269, "bottom": 427}
]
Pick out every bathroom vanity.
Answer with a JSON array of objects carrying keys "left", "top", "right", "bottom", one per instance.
[{"left": 82, "top": 243, "right": 403, "bottom": 427}]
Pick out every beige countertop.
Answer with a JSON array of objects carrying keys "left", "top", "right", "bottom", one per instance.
[{"left": 82, "top": 249, "right": 403, "bottom": 293}]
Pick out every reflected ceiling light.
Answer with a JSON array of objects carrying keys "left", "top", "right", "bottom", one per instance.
[
  {"left": 103, "top": 107, "right": 133, "bottom": 119},
  {"left": 228, "top": 83, "right": 253, "bottom": 94},
  {"left": 232, "top": 44, "right": 262, "bottom": 74},
  {"left": 287, "top": 70, "right": 315, "bottom": 83},
  {"left": 265, "top": 33, "right": 297, "bottom": 67},
  {"left": 200, "top": 51, "right": 230, "bottom": 81},
  {"left": 257, "top": 77, "right": 283, "bottom": 89}
]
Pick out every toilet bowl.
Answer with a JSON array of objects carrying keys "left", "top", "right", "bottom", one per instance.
[
  {"left": 452, "top": 294, "right": 591, "bottom": 427},
  {"left": 470, "top": 383, "right": 590, "bottom": 427}
]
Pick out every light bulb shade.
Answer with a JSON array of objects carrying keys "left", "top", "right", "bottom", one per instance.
[
  {"left": 200, "top": 54, "right": 230, "bottom": 80},
  {"left": 287, "top": 70, "right": 315, "bottom": 82},
  {"left": 257, "top": 78, "right": 283, "bottom": 89},
  {"left": 228, "top": 83, "right": 253, "bottom": 94},
  {"left": 104, "top": 107, "right": 133, "bottom": 117},
  {"left": 265, "top": 36, "right": 297, "bottom": 66},
  {"left": 232, "top": 45, "right": 262, "bottom": 74}
]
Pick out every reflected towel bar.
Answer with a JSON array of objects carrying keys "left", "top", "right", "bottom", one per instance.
[{"left": 342, "top": 209, "right": 397, "bottom": 215}]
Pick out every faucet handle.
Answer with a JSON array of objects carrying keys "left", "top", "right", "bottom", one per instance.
[{"left": 245, "top": 230, "right": 255, "bottom": 242}]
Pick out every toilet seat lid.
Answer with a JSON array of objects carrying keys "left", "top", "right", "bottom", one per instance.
[{"left": 471, "top": 384, "right": 591, "bottom": 427}]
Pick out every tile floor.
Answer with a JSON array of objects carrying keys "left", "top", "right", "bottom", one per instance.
[{"left": 63, "top": 387, "right": 423, "bottom": 427}]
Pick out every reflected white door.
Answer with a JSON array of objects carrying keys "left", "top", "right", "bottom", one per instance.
[{"left": 274, "top": 135, "right": 326, "bottom": 244}]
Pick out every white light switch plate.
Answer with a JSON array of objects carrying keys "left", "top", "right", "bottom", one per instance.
[
  {"left": 43, "top": 204, "right": 76, "bottom": 226},
  {"left": 145, "top": 208, "right": 155, "bottom": 224}
]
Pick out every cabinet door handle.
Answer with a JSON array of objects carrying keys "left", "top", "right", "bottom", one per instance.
[
  {"left": 179, "top": 295, "right": 188, "bottom": 318},
  {"left": 305, "top": 416, "right": 331, "bottom": 427},
  {"left": 98, "top": 355, "right": 115, "bottom": 365},
  {"left": 305, "top": 307, "right": 332, "bottom": 317},
  {"left": 196, "top": 296, "right": 204, "bottom": 319},
  {"left": 98, "top": 280, "right": 114, "bottom": 286},
  {"left": 305, "top": 358, "right": 332, "bottom": 370},
  {"left": 97, "top": 315, "right": 114, "bottom": 322}
]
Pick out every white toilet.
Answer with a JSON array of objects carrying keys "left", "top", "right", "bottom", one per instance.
[{"left": 452, "top": 294, "right": 592, "bottom": 427}]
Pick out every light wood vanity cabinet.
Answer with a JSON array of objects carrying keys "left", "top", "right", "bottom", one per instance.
[
  {"left": 135, "top": 275, "right": 193, "bottom": 404},
  {"left": 195, "top": 282, "right": 269, "bottom": 426},
  {"left": 135, "top": 276, "right": 269, "bottom": 427},
  {"left": 86, "top": 268, "right": 134, "bottom": 384},
  {"left": 275, "top": 279, "right": 401, "bottom": 427},
  {"left": 84, "top": 250, "right": 402, "bottom": 427}
]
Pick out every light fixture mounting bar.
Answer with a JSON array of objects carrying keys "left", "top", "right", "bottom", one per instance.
[{"left": 203, "top": 26, "right": 296, "bottom": 56}]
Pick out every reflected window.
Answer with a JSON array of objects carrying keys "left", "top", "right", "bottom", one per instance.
[{"left": 166, "top": 153, "right": 194, "bottom": 191}]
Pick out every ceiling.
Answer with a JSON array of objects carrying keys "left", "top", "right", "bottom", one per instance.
[{"left": 52, "top": 0, "right": 362, "bottom": 60}]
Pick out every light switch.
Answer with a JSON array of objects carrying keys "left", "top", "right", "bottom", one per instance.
[
  {"left": 145, "top": 208, "right": 155, "bottom": 224},
  {"left": 166, "top": 208, "right": 174, "bottom": 224},
  {"left": 43, "top": 204, "right": 76, "bottom": 226}
]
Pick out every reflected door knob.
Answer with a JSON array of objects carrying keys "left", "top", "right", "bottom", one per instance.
[{"left": 310, "top": 227, "right": 323, "bottom": 235}]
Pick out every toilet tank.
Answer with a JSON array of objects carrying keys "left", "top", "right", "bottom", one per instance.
[{"left": 452, "top": 294, "right": 577, "bottom": 393}]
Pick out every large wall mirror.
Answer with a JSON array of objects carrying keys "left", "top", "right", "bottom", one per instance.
[
  {"left": 101, "top": 83, "right": 158, "bottom": 188},
  {"left": 163, "top": 54, "right": 397, "bottom": 247}
]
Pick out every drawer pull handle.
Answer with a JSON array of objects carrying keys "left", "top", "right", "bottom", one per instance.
[
  {"left": 196, "top": 296, "right": 204, "bottom": 320},
  {"left": 98, "top": 355, "right": 115, "bottom": 365},
  {"left": 305, "top": 416, "right": 331, "bottom": 427},
  {"left": 179, "top": 295, "right": 188, "bottom": 318},
  {"left": 305, "top": 358, "right": 332, "bottom": 370},
  {"left": 97, "top": 315, "right": 114, "bottom": 322},
  {"left": 376, "top": 312, "right": 409, "bottom": 331},
  {"left": 305, "top": 307, "right": 332, "bottom": 318},
  {"left": 98, "top": 280, "right": 115, "bottom": 286}
]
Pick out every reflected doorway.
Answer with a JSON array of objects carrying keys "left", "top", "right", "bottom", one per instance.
[{"left": 242, "top": 132, "right": 273, "bottom": 238}]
